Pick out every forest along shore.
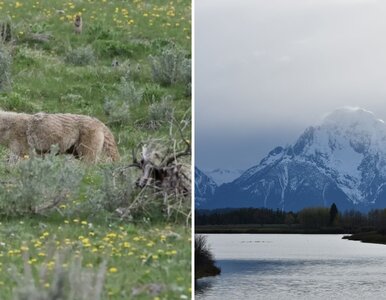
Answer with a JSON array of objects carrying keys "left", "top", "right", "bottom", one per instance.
[
  {"left": 195, "top": 206, "right": 386, "bottom": 244},
  {"left": 195, "top": 224, "right": 348, "bottom": 234},
  {"left": 196, "top": 225, "right": 386, "bottom": 245}
]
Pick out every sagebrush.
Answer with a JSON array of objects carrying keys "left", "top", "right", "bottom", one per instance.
[
  {"left": 0, "top": 151, "right": 83, "bottom": 217},
  {"left": 149, "top": 46, "right": 191, "bottom": 86},
  {"left": 64, "top": 46, "right": 96, "bottom": 66}
]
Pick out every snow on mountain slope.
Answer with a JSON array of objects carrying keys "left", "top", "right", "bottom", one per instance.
[
  {"left": 204, "top": 168, "right": 244, "bottom": 185},
  {"left": 210, "top": 108, "right": 386, "bottom": 211},
  {"left": 293, "top": 107, "right": 386, "bottom": 204},
  {"left": 195, "top": 167, "right": 217, "bottom": 207}
]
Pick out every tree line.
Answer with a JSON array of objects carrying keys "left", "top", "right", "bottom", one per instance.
[{"left": 196, "top": 204, "right": 386, "bottom": 233}]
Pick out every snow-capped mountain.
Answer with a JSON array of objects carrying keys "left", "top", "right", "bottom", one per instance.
[
  {"left": 205, "top": 108, "right": 386, "bottom": 211},
  {"left": 195, "top": 167, "right": 217, "bottom": 207},
  {"left": 204, "top": 168, "right": 244, "bottom": 186}
]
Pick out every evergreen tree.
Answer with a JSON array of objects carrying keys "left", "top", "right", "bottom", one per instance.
[{"left": 329, "top": 203, "right": 338, "bottom": 226}]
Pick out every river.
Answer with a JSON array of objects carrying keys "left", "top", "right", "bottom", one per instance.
[{"left": 195, "top": 234, "right": 386, "bottom": 300}]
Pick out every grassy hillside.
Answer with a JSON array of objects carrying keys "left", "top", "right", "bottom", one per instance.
[{"left": 0, "top": 0, "right": 191, "bottom": 299}]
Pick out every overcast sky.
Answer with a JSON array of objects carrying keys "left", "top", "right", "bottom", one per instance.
[{"left": 195, "top": 0, "right": 386, "bottom": 171}]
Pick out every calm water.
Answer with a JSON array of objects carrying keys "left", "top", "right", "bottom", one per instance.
[{"left": 195, "top": 234, "right": 386, "bottom": 300}]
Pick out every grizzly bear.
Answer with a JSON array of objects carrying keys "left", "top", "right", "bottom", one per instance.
[{"left": 0, "top": 111, "right": 119, "bottom": 163}]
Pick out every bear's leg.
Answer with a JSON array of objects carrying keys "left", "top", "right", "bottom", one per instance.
[
  {"left": 77, "top": 129, "right": 104, "bottom": 163},
  {"left": 7, "top": 140, "right": 29, "bottom": 163}
]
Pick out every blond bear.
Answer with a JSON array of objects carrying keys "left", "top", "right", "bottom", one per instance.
[{"left": 0, "top": 111, "right": 119, "bottom": 163}]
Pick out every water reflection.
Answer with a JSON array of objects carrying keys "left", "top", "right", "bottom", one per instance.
[
  {"left": 195, "top": 235, "right": 386, "bottom": 300},
  {"left": 195, "top": 278, "right": 215, "bottom": 295}
]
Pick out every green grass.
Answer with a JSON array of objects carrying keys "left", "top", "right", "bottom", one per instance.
[
  {"left": 0, "top": 0, "right": 191, "bottom": 298},
  {"left": 0, "top": 219, "right": 191, "bottom": 299},
  {"left": 1, "top": 0, "right": 191, "bottom": 156}
]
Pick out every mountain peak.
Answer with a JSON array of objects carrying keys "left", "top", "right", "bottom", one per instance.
[
  {"left": 204, "top": 168, "right": 244, "bottom": 185},
  {"left": 321, "top": 107, "right": 385, "bottom": 129},
  {"left": 201, "top": 108, "right": 386, "bottom": 211},
  {"left": 195, "top": 167, "right": 217, "bottom": 207}
]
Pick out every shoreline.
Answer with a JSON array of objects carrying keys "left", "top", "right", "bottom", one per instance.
[
  {"left": 342, "top": 231, "right": 386, "bottom": 245},
  {"left": 196, "top": 226, "right": 386, "bottom": 245},
  {"left": 195, "top": 224, "right": 386, "bottom": 245},
  {"left": 196, "top": 225, "right": 350, "bottom": 234}
]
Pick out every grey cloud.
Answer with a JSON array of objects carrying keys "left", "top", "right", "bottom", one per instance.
[{"left": 196, "top": 0, "right": 386, "bottom": 169}]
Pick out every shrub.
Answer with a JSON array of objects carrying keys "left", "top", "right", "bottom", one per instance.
[
  {"left": 0, "top": 92, "right": 40, "bottom": 112},
  {"left": 0, "top": 21, "right": 12, "bottom": 43},
  {"left": 180, "top": 55, "right": 191, "bottom": 84},
  {"left": 117, "top": 78, "right": 143, "bottom": 105},
  {"left": 80, "top": 160, "right": 190, "bottom": 223},
  {"left": 0, "top": 46, "right": 11, "bottom": 91},
  {"left": 103, "top": 97, "right": 130, "bottom": 125},
  {"left": 195, "top": 235, "right": 221, "bottom": 280},
  {"left": 12, "top": 250, "right": 107, "bottom": 300},
  {"left": 64, "top": 46, "right": 96, "bottom": 66},
  {"left": 148, "top": 97, "right": 174, "bottom": 124},
  {"left": 85, "top": 165, "right": 136, "bottom": 214},
  {"left": 80, "top": 164, "right": 158, "bottom": 220},
  {"left": 149, "top": 46, "right": 190, "bottom": 86},
  {"left": 142, "top": 83, "right": 164, "bottom": 103},
  {"left": 122, "top": 61, "right": 143, "bottom": 82},
  {"left": 103, "top": 78, "right": 143, "bottom": 125},
  {"left": 0, "top": 150, "right": 84, "bottom": 217},
  {"left": 185, "top": 82, "right": 191, "bottom": 97},
  {"left": 14, "top": 47, "right": 40, "bottom": 68}
]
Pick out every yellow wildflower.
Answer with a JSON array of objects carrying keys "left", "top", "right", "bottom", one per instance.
[
  {"left": 20, "top": 245, "right": 29, "bottom": 252},
  {"left": 28, "top": 258, "right": 37, "bottom": 264},
  {"left": 47, "top": 261, "right": 55, "bottom": 270}
]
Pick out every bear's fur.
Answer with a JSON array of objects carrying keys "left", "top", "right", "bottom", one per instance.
[{"left": 0, "top": 111, "right": 120, "bottom": 163}]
